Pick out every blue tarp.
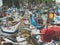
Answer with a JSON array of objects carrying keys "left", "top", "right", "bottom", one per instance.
[
  {"left": 29, "top": 15, "right": 38, "bottom": 27},
  {"left": 29, "top": 15, "right": 45, "bottom": 29}
]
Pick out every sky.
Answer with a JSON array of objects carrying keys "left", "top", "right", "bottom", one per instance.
[
  {"left": 0, "top": 0, "right": 3, "bottom": 7},
  {"left": 56, "top": 0, "right": 60, "bottom": 2}
]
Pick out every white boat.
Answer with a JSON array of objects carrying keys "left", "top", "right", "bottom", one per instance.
[{"left": 1, "top": 22, "right": 20, "bottom": 36}]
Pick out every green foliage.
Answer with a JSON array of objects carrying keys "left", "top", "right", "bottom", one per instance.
[{"left": 3, "top": 0, "right": 55, "bottom": 8}]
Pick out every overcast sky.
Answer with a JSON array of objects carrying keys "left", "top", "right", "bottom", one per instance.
[
  {"left": 0, "top": 0, "right": 3, "bottom": 7},
  {"left": 56, "top": 0, "right": 60, "bottom": 2}
]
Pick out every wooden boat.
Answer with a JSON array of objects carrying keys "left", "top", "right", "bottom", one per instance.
[{"left": 1, "top": 22, "right": 20, "bottom": 36}]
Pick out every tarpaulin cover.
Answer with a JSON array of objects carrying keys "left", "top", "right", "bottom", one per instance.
[
  {"left": 29, "top": 15, "right": 38, "bottom": 27},
  {"left": 40, "top": 26, "right": 60, "bottom": 42}
]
